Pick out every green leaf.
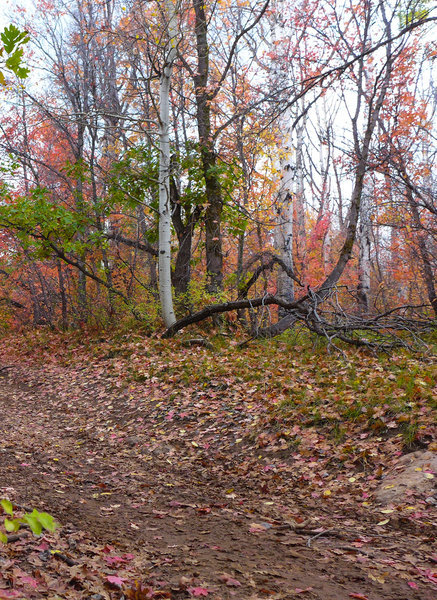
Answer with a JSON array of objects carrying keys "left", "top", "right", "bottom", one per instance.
[
  {"left": 0, "top": 532, "right": 7, "bottom": 543},
  {"left": 36, "top": 512, "right": 57, "bottom": 533},
  {"left": 23, "top": 514, "right": 43, "bottom": 535},
  {"left": 4, "top": 518, "right": 20, "bottom": 533},
  {"left": 1, "top": 25, "right": 29, "bottom": 54},
  {"left": 0, "top": 25, "right": 30, "bottom": 82},
  {"left": 6, "top": 47, "right": 24, "bottom": 70},
  {"left": 15, "top": 66, "right": 30, "bottom": 79},
  {"left": 1, "top": 499, "right": 13, "bottom": 516}
]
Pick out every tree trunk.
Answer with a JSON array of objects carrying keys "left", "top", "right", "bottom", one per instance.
[
  {"left": 192, "top": 0, "right": 223, "bottom": 292},
  {"left": 173, "top": 227, "right": 193, "bottom": 295},
  {"left": 158, "top": 0, "right": 178, "bottom": 327},
  {"left": 294, "top": 115, "right": 306, "bottom": 281},
  {"left": 57, "top": 259, "right": 68, "bottom": 330},
  {"left": 357, "top": 187, "right": 372, "bottom": 311},
  {"left": 407, "top": 187, "right": 437, "bottom": 317},
  {"left": 270, "top": 2, "right": 295, "bottom": 315},
  {"left": 273, "top": 110, "right": 295, "bottom": 313}
]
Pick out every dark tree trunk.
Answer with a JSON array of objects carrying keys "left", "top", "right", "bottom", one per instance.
[
  {"left": 173, "top": 227, "right": 193, "bottom": 295},
  {"left": 192, "top": 0, "right": 223, "bottom": 292},
  {"left": 407, "top": 187, "right": 437, "bottom": 317},
  {"left": 57, "top": 259, "right": 68, "bottom": 330},
  {"left": 171, "top": 175, "right": 201, "bottom": 295}
]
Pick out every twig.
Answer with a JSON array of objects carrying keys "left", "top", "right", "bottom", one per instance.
[
  {"left": 306, "top": 528, "right": 337, "bottom": 547},
  {"left": 5, "top": 532, "right": 28, "bottom": 543},
  {"left": 337, "top": 545, "right": 375, "bottom": 556},
  {"left": 52, "top": 551, "right": 77, "bottom": 567}
]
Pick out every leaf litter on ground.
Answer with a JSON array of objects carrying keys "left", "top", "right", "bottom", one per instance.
[{"left": 0, "top": 329, "right": 435, "bottom": 599}]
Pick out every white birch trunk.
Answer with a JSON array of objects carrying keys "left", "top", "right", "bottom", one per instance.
[
  {"left": 294, "top": 112, "right": 306, "bottom": 280},
  {"left": 323, "top": 227, "right": 331, "bottom": 275},
  {"left": 271, "top": 0, "right": 294, "bottom": 306},
  {"left": 357, "top": 187, "right": 371, "bottom": 311},
  {"left": 158, "top": 0, "right": 178, "bottom": 327},
  {"left": 274, "top": 132, "right": 295, "bottom": 304}
]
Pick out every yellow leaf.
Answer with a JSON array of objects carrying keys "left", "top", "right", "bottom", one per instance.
[
  {"left": 377, "top": 519, "right": 390, "bottom": 526},
  {"left": 323, "top": 490, "right": 331, "bottom": 497},
  {"left": 380, "top": 509, "right": 394, "bottom": 514},
  {"left": 348, "top": 477, "right": 356, "bottom": 483}
]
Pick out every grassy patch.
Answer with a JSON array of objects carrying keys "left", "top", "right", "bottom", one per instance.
[{"left": 1, "top": 325, "right": 435, "bottom": 462}]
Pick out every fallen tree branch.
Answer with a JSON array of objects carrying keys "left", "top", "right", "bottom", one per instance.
[
  {"left": 164, "top": 285, "right": 436, "bottom": 352},
  {"left": 163, "top": 294, "right": 308, "bottom": 338}
]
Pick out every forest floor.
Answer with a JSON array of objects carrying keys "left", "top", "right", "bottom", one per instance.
[{"left": 0, "top": 329, "right": 436, "bottom": 600}]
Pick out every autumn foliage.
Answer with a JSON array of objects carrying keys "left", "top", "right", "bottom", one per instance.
[{"left": 0, "top": 0, "right": 435, "bottom": 338}]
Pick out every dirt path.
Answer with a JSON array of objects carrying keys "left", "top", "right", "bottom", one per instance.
[{"left": 0, "top": 367, "right": 435, "bottom": 600}]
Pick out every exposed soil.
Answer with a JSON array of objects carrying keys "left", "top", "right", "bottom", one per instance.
[
  {"left": 374, "top": 451, "right": 437, "bottom": 506},
  {"left": 0, "top": 358, "right": 436, "bottom": 600}
]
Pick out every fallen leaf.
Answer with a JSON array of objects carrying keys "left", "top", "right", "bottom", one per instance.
[
  {"left": 407, "top": 581, "right": 419, "bottom": 589},
  {"left": 249, "top": 522, "right": 270, "bottom": 533},
  {"left": 19, "top": 576, "right": 39, "bottom": 589},
  {"left": 106, "top": 575, "right": 126, "bottom": 587},
  {"left": 219, "top": 573, "right": 241, "bottom": 587},
  {"left": 187, "top": 587, "right": 210, "bottom": 597}
]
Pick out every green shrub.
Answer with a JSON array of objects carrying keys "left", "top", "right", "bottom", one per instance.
[{"left": 0, "top": 499, "right": 58, "bottom": 542}]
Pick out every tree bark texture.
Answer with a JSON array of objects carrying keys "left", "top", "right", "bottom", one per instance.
[
  {"left": 158, "top": 0, "right": 178, "bottom": 327},
  {"left": 193, "top": 0, "right": 223, "bottom": 292}
]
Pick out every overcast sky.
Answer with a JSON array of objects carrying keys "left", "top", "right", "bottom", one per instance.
[{"left": 1, "top": 0, "right": 33, "bottom": 29}]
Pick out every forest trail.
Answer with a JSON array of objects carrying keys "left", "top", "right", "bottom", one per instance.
[{"left": 0, "top": 364, "right": 435, "bottom": 600}]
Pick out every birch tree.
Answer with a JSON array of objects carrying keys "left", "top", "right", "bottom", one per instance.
[
  {"left": 357, "top": 183, "right": 372, "bottom": 311},
  {"left": 158, "top": 0, "right": 179, "bottom": 327},
  {"left": 270, "top": 0, "right": 295, "bottom": 309}
]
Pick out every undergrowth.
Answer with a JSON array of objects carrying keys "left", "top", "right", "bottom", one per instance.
[{"left": 2, "top": 324, "right": 436, "bottom": 456}]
